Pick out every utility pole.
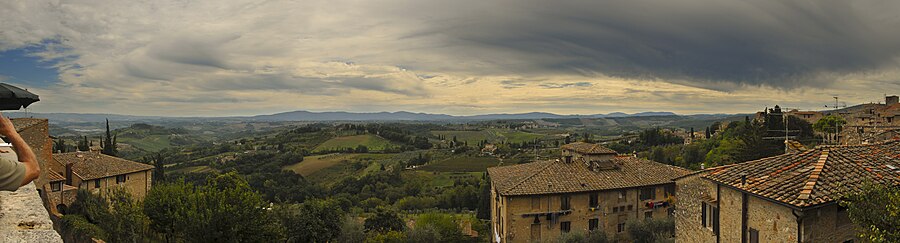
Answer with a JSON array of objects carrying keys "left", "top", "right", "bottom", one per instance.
[{"left": 834, "top": 97, "right": 839, "bottom": 144}]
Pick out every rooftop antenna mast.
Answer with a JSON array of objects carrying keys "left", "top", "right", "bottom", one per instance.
[
  {"left": 824, "top": 96, "right": 847, "bottom": 144},
  {"left": 763, "top": 106, "right": 800, "bottom": 146}
]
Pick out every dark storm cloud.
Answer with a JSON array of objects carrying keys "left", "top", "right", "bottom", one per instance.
[{"left": 409, "top": 0, "right": 900, "bottom": 90}]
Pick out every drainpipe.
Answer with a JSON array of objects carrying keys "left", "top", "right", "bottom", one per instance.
[
  {"left": 792, "top": 210, "right": 804, "bottom": 243},
  {"left": 740, "top": 174, "right": 748, "bottom": 243},
  {"left": 716, "top": 185, "right": 721, "bottom": 243}
]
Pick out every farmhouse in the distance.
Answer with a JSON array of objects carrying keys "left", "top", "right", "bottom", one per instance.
[
  {"left": 674, "top": 140, "right": 900, "bottom": 243},
  {"left": 487, "top": 142, "right": 690, "bottom": 243},
  {"left": 45, "top": 151, "right": 154, "bottom": 214}
]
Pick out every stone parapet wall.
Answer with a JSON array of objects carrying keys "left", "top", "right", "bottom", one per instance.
[{"left": 0, "top": 183, "right": 63, "bottom": 242}]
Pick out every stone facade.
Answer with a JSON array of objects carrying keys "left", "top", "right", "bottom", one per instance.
[
  {"left": 673, "top": 173, "right": 717, "bottom": 243},
  {"left": 0, "top": 119, "right": 62, "bottom": 242},
  {"left": 492, "top": 183, "right": 676, "bottom": 242},
  {"left": 676, "top": 172, "right": 858, "bottom": 243},
  {"left": 76, "top": 170, "right": 152, "bottom": 200},
  {"left": 490, "top": 143, "right": 689, "bottom": 243}
]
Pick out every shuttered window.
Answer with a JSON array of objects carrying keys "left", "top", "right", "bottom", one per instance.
[
  {"left": 701, "top": 202, "right": 707, "bottom": 228},
  {"left": 589, "top": 218, "right": 599, "bottom": 231}
]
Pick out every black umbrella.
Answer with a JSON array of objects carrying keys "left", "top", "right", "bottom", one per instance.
[{"left": 0, "top": 83, "right": 40, "bottom": 110}]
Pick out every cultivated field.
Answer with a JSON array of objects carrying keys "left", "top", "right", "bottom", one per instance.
[
  {"left": 313, "top": 134, "right": 395, "bottom": 152},
  {"left": 418, "top": 155, "right": 500, "bottom": 172},
  {"left": 283, "top": 153, "right": 361, "bottom": 176}
]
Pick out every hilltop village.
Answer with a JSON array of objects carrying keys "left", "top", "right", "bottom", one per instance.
[{"left": 0, "top": 95, "right": 897, "bottom": 242}]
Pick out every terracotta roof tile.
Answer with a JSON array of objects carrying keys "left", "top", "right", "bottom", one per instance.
[
  {"left": 488, "top": 156, "right": 690, "bottom": 196},
  {"left": 560, "top": 142, "right": 617, "bottom": 154},
  {"left": 54, "top": 152, "right": 154, "bottom": 180},
  {"left": 47, "top": 170, "right": 65, "bottom": 182},
  {"left": 10, "top": 118, "right": 46, "bottom": 132},
  {"left": 703, "top": 140, "right": 900, "bottom": 208}
]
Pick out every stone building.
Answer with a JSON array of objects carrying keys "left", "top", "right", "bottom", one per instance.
[
  {"left": 48, "top": 151, "right": 154, "bottom": 213},
  {"left": 785, "top": 110, "right": 824, "bottom": 124},
  {"left": 487, "top": 142, "right": 690, "bottom": 243},
  {"left": 675, "top": 140, "right": 900, "bottom": 243},
  {"left": 838, "top": 96, "right": 900, "bottom": 144},
  {"left": 0, "top": 118, "right": 62, "bottom": 241}
]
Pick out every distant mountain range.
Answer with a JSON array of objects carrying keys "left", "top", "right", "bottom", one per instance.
[{"left": 4, "top": 110, "right": 682, "bottom": 123}]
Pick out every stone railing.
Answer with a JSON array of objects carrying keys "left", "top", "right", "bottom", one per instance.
[{"left": 0, "top": 182, "right": 62, "bottom": 242}]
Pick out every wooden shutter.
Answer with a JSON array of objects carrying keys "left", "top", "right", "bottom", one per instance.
[
  {"left": 701, "top": 202, "right": 707, "bottom": 228},
  {"left": 712, "top": 207, "right": 720, "bottom": 235}
]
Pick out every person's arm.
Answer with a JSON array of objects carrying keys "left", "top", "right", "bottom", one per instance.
[{"left": 0, "top": 113, "right": 40, "bottom": 186}]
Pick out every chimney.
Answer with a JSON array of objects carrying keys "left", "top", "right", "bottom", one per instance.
[
  {"left": 65, "top": 163, "right": 73, "bottom": 186},
  {"left": 740, "top": 173, "right": 748, "bottom": 186},
  {"left": 887, "top": 95, "right": 899, "bottom": 105}
]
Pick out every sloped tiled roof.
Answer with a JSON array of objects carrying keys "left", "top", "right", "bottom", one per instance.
[
  {"left": 46, "top": 170, "right": 65, "bottom": 182},
  {"left": 10, "top": 118, "right": 46, "bottom": 132},
  {"left": 560, "top": 142, "right": 617, "bottom": 154},
  {"left": 54, "top": 152, "right": 154, "bottom": 180},
  {"left": 488, "top": 156, "right": 690, "bottom": 196},
  {"left": 703, "top": 140, "right": 900, "bottom": 208}
]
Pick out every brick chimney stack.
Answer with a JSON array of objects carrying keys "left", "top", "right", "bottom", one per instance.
[{"left": 64, "top": 163, "right": 73, "bottom": 186}]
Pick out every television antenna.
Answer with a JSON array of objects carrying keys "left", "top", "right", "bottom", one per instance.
[{"left": 823, "top": 96, "right": 847, "bottom": 144}]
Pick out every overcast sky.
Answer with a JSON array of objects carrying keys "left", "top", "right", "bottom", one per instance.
[{"left": 2, "top": 0, "right": 900, "bottom": 116}]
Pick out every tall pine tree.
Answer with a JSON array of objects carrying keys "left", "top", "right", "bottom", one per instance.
[{"left": 101, "top": 119, "right": 117, "bottom": 156}]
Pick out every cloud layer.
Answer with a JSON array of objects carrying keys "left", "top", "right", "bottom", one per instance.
[{"left": 1, "top": 0, "right": 899, "bottom": 116}]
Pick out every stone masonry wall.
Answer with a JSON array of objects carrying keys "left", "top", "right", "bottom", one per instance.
[
  {"left": 501, "top": 183, "right": 675, "bottom": 243},
  {"left": 746, "top": 194, "right": 798, "bottom": 243},
  {"left": 674, "top": 174, "right": 717, "bottom": 243},
  {"left": 718, "top": 186, "right": 743, "bottom": 243},
  {"left": 0, "top": 183, "right": 62, "bottom": 242},
  {"left": 1, "top": 119, "right": 63, "bottom": 242},
  {"left": 81, "top": 170, "right": 152, "bottom": 200},
  {"left": 802, "top": 204, "right": 857, "bottom": 243}
]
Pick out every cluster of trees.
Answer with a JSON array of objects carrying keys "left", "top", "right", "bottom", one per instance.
[
  {"left": 338, "top": 124, "right": 433, "bottom": 150},
  {"left": 328, "top": 169, "right": 484, "bottom": 213},
  {"left": 840, "top": 183, "right": 900, "bottom": 242},
  {"left": 61, "top": 173, "right": 281, "bottom": 242},
  {"left": 63, "top": 170, "right": 487, "bottom": 242},
  {"left": 355, "top": 210, "right": 480, "bottom": 243},
  {"left": 554, "top": 218, "right": 674, "bottom": 243},
  {"left": 610, "top": 115, "right": 816, "bottom": 169}
]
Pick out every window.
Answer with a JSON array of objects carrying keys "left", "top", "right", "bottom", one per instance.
[
  {"left": 701, "top": 202, "right": 707, "bottom": 227},
  {"left": 616, "top": 222, "right": 625, "bottom": 233},
  {"left": 94, "top": 179, "right": 101, "bottom": 188},
  {"left": 560, "top": 221, "right": 571, "bottom": 234},
  {"left": 51, "top": 182, "right": 61, "bottom": 192},
  {"left": 644, "top": 211, "right": 653, "bottom": 219},
  {"left": 627, "top": 205, "right": 632, "bottom": 211},
  {"left": 712, "top": 205, "right": 720, "bottom": 235},
  {"left": 116, "top": 175, "right": 126, "bottom": 184},
  {"left": 589, "top": 192, "right": 599, "bottom": 207},
  {"left": 749, "top": 228, "right": 759, "bottom": 243},
  {"left": 613, "top": 206, "right": 619, "bottom": 213},
  {"left": 561, "top": 195, "right": 571, "bottom": 210},
  {"left": 532, "top": 196, "right": 541, "bottom": 210},
  {"left": 531, "top": 224, "right": 541, "bottom": 241},
  {"left": 664, "top": 185, "right": 675, "bottom": 198},
  {"left": 618, "top": 190, "right": 626, "bottom": 201},
  {"left": 702, "top": 201, "right": 719, "bottom": 235},
  {"left": 589, "top": 218, "right": 599, "bottom": 231},
  {"left": 640, "top": 187, "right": 656, "bottom": 200}
]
